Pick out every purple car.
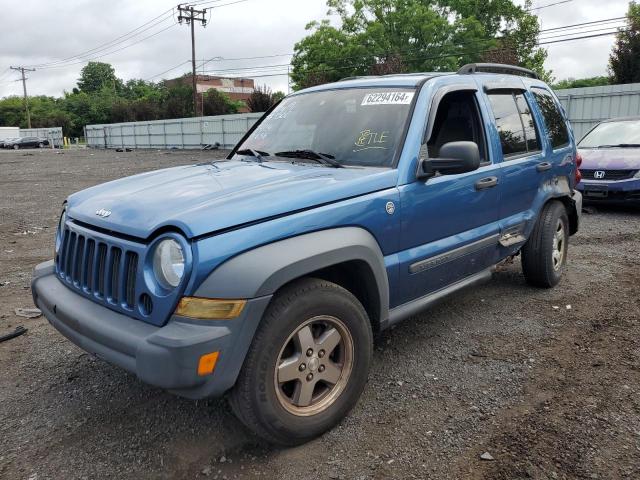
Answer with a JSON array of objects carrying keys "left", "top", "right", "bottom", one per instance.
[{"left": 576, "top": 117, "right": 640, "bottom": 204}]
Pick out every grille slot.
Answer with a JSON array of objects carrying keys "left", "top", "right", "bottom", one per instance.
[
  {"left": 84, "top": 239, "right": 95, "bottom": 292},
  {"left": 73, "top": 235, "right": 85, "bottom": 285},
  {"left": 54, "top": 224, "right": 149, "bottom": 321},
  {"left": 96, "top": 243, "right": 107, "bottom": 297},
  {"left": 124, "top": 252, "right": 138, "bottom": 309},
  {"left": 108, "top": 247, "right": 122, "bottom": 303},
  {"left": 581, "top": 169, "right": 638, "bottom": 181}
]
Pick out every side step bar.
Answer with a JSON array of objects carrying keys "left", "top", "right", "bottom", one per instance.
[{"left": 383, "top": 267, "right": 494, "bottom": 329}]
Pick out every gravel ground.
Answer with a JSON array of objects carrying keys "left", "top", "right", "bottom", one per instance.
[{"left": 1, "top": 148, "right": 639, "bottom": 480}]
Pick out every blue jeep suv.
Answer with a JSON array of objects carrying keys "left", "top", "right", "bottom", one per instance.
[{"left": 32, "top": 63, "right": 582, "bottom": 445}]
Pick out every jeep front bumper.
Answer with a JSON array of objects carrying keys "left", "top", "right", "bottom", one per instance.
[{"left": 31, "top": 260, "right": 271, "bottom": 399}]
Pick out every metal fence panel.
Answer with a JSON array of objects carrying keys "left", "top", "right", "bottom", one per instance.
[
  {"left": 19, "top": 127, "right": 63, "bottom": 147},
  {"left": 555, "top": 82, "right": 640, "bottom": 140},
  {"left": 85, "top": 113, "right": 263, "bottom": 149}
]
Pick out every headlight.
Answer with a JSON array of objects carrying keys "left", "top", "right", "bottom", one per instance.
[
  {"left": 634, "top": 170, "right": 640, "bottom": 179},
  {"left": 55, "top": 207, "right": 66, "bottom": 254},
  {"left": 153, "top": 239, "right": 185, "bottom": 289}
]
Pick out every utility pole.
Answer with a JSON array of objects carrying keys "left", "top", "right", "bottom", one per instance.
[
  {"left": 177, "top": 4, "right": 207, "bottom": 117},
  {"left": 10, "top": 66, "right": 35, "bottom": 128}
]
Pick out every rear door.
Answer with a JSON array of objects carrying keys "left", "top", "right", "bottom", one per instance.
[{"left": 478, "top": 83, "right": 546, "bottom": 244}]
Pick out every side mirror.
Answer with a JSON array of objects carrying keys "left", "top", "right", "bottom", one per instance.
[{"left": 417, "top": 141, "right": 481, "bottom": 179}]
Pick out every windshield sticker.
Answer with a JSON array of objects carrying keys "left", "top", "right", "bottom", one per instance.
[
  {"left": 354, "top": 129, "right": 389, "bottom": 152},
  {"left": 361, "top": 91, "right": 414, "bottom": 106}
]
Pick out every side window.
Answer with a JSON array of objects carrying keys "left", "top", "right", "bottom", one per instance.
[
  {"left": 514, "top": 93, "right": 541, "bottom": 152},
  {"left": 531, "top": 89, "right": 570, "bottom": 149},
  {"left": 427, "top": 90, "right": 488, "bottom": 164},
  {"left": 486, "top": 92, "right": 541, "bottom": 158}
]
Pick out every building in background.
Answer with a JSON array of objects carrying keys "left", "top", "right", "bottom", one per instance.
[{"left": 165, "top": 75, "right": 255, "bottom": 114}]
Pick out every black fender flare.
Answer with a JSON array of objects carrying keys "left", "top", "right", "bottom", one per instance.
[{"left": 194, "top": 227, "right": 390, "bottom": 323}]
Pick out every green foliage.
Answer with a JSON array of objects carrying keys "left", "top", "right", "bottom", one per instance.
[
  {"left": 609, "top": 1, "right": 640, "bottom": 84},
  {"left": 246, "top": 85, "right": 284, "bottom": 112},
  {"left": 202, "top": 89, "right": 244, "bottom": 116},
  {"left": 77, "top": 62, "right": 122, "bottom": 93},
  {"left": 552, "top": 76, "right": 611, "bottom": 90},
  {"left": 291, "top": 0, "right": 551, "bottom": 89},
  {"left": 0, "top": 63, "right": 246, "bottom": 136}
]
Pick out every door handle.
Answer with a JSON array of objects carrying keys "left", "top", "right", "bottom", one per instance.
[
  {"left": 536, "top": 161, "right": 552, "bottom": 172},
  {"left": 475, "top": 176, "right": 498, "bottom": 190}
]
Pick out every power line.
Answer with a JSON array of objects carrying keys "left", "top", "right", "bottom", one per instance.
[
  {"left": 539, "top": 16, "right": 626, "bottom": 33},
  {"left": 36, "top": 23, "right": 178, "bottom": 70},
  {"left": 215, "top": 28, "right": 630, "bottom": 82},
  {"left": 527, "top": 0, "right": 574, "bottom": 11},
  {"left": 26, "top": 9, "right": 175, "bottom": 69},
  {"left": 145, "top": 60, "right": 192, "bottom": 81}
]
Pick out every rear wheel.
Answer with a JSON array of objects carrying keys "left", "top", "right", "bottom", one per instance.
[
  {"left": 38, "top": 142, "right": 44, "bottom": 148},
  {"left": 230, "top": 278, "right": 373, "bottom": 445},
  {"left": 522, "top": 201, "right": 569, "bottom": 288},
  {"left": 13, "top": 144, "right": 19, "bottom": 150}
]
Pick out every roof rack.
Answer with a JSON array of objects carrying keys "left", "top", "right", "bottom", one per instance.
[{"left": 457, "top": 63, "right": 539, "bottom": 80}]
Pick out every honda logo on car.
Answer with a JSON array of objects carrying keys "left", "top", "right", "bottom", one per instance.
[
  {"left": 594, "top": 170, "right": 606, "bottom": 179},
  {"left": 95, "top": 208, "right": 111, "bottom": 218}
]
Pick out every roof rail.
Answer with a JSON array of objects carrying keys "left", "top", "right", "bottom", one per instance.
[{"left": 457, "top": 63, "right": 539, "bottom": 80}]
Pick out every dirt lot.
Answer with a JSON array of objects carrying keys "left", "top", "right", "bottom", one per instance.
[{"left": 1, "top": 147, "right": 639, "bottom": 480}]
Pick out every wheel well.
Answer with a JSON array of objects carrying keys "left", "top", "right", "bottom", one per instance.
[
  {"left": 556, "top": 195, "right": 579, "bottom": 235},
  {"left": 276, "top": 260, "right": 382, "bottom": 333}
]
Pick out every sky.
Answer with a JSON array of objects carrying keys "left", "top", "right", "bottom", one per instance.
[{"left": 0, "top": 0, "right": 632, "bottom": 99}]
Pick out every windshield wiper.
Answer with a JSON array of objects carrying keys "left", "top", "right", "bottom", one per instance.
[
  {"left": 275, "top": 149, "right": 343, "bottom": 168},
  {"left": 596, "top": 143, "right": 640, "bottom": 148},
  {"left": 236, "top": 148, "right": 269, "bottom": 163}
]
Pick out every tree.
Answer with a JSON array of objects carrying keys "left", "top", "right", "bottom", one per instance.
[
  {"left": 609, "top": 1, "right": 640, "bottom": 84},
  {"left": 202, "top": 89, "right": 244, "bottom": 116},
  {"left": 77, "top": 62, "right": 121, "bottom": 93},
  {"left": 291, "top": 0, "right": 550, "bottom": 89},
  {"left": 246, "top": 85, "right": 284, "bottom": 112},
  {"left": 552, "top": 76, "right": 610, "bottom": 90}
]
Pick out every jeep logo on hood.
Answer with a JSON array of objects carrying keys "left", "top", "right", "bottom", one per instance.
[{"left": 95, "top": 208, "right": 111, "bottom": 218}]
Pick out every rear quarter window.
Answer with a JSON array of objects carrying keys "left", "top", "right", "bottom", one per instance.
[{"left": 531, "top": 89, "right": 570, "bottom": 149}]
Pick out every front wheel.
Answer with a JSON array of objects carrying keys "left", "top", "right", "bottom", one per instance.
[
  {"left": 13, "top": 144, "right": 19, "bottom": 150},
  {"left": 230, "top": 278, "right": 373, "bottom": 445},
  {"left": 38, "top": 142, "right": 44, "bottom": 148},
  {"left": 521, "top": 201, "right": 569, "bottom": 288}
]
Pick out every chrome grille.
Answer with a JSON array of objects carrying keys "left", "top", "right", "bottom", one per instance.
[{"left": 581, "top": 169, "right": 638, "bottom": 181}]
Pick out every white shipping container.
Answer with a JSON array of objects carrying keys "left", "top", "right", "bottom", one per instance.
[{"left": 0, "top": 126, "right": 19, "bottom": 140}]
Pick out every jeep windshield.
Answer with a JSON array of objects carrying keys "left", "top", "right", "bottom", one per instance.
[
  {"left": 235, "top": 87, "right": 416, "bottom": 167},
  {"left": 579, "top": 120, "right": 640, "bottom": 148}
]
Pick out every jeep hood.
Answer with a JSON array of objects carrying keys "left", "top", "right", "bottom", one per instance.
[{"left": 66, "top": 160, "right": 397, "bottom": 239}]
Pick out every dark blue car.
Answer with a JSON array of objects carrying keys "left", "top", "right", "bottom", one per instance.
[{"left": 32, "top": 63, "right": 582, "bottom": 445}]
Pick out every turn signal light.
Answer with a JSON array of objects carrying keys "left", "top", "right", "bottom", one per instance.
[
  {"left": 175, "top": 297, "right": 246, "bottom": 319},
  {"left": 198, "top": 351, "right": 220, "bottom": 376}
]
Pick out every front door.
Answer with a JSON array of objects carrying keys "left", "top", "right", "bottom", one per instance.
[{"left": 395, "top": 84, "right": 501, "bottom": 306}]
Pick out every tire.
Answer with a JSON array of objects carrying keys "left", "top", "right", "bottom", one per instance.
[
  {"left": 13, "top": 144, "right": 19, "bottom": 150},
  {"left": 38, "top": 143, "right": 44, "bottom": 148},
  {"left": 230, "top": 277, "right": 373, "bottom": 445},
  {"left": 521, "top": 201, "right": 569, "bottom": 288}
]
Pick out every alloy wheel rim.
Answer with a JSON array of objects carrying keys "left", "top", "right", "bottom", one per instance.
[
  {"left": 274, "top": 315, "right": 354, "bottom": 416},
  {"left": 552, "top": 220, "right": 566, "bottom": 271}
]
